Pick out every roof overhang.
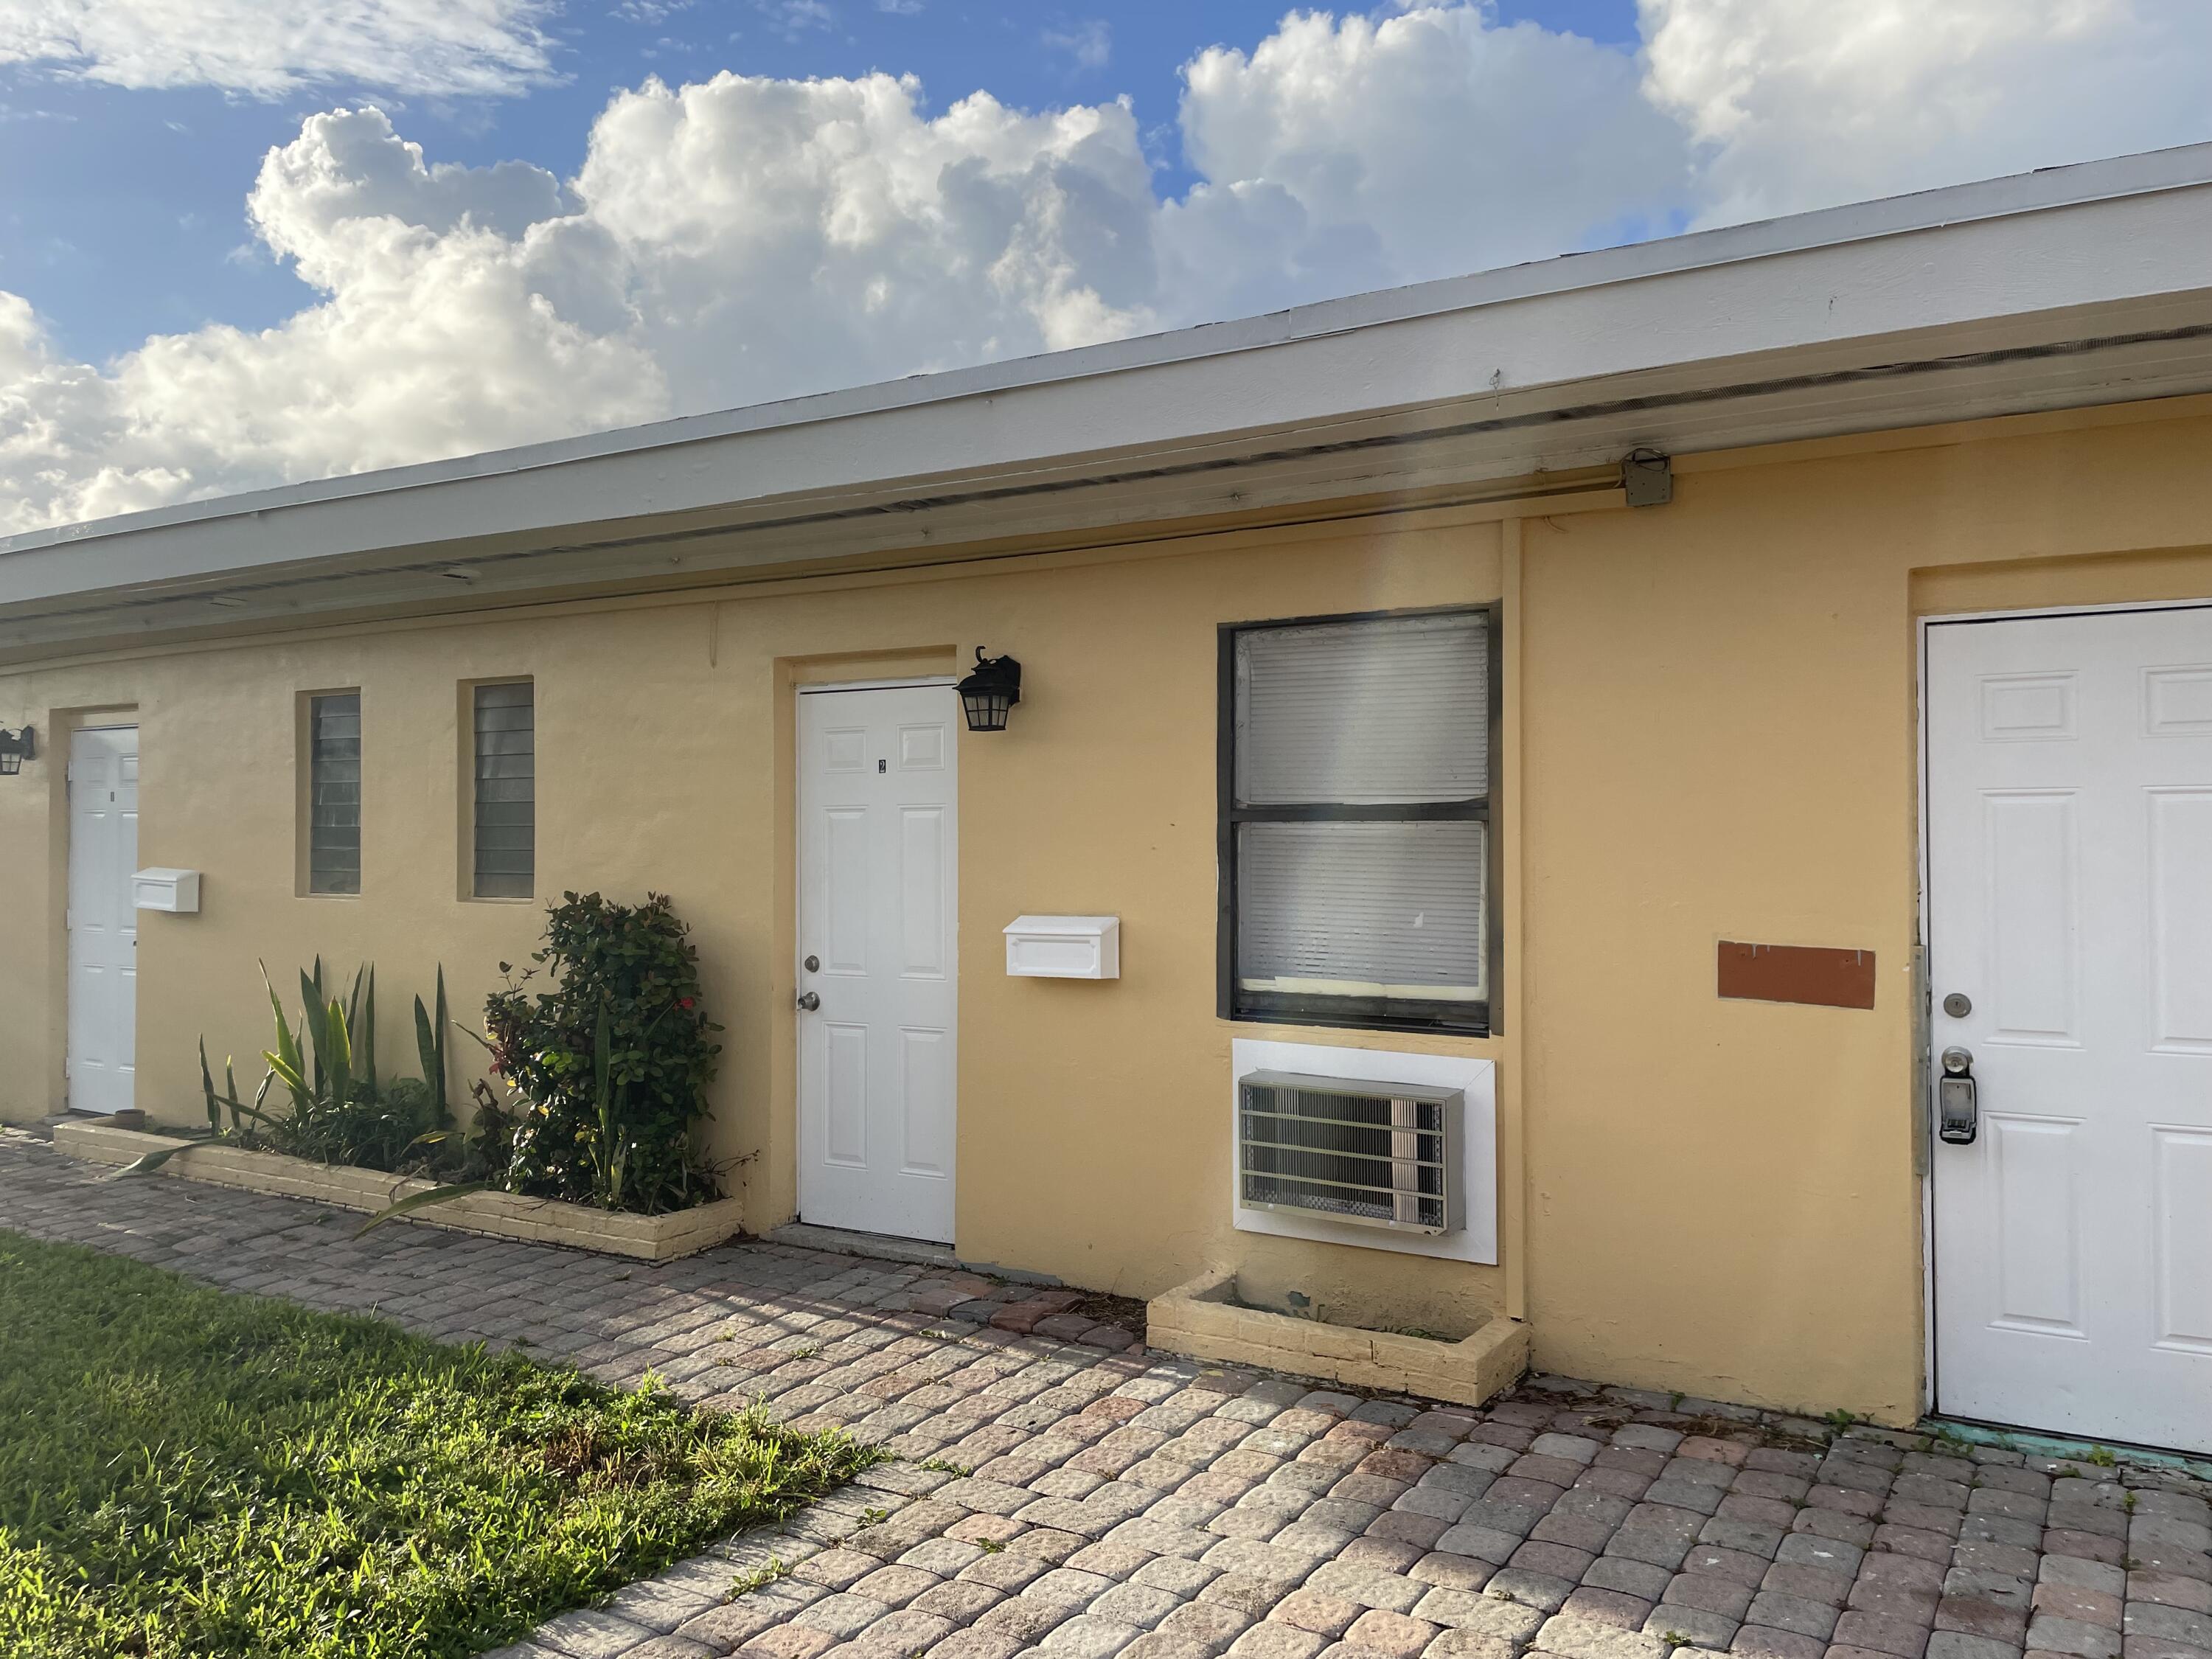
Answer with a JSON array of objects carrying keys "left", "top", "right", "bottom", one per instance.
[{"left": 9, "top": 141, "right": 2212, "bottom": 661}]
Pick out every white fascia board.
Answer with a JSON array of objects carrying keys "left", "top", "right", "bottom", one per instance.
[{"left": 7, "top": 140, "right": 2212, "bottom": 613}]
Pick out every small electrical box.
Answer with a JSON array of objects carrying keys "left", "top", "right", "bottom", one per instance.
[
  {"left": 133, "top": 868, "right": 201, "bottom": 914},
  {"left": 1621, "top": 448, "right": 1673, "bottom": 507},
  {"left": 1004, "top": 915, "right": 1119, "bottom": 979}
]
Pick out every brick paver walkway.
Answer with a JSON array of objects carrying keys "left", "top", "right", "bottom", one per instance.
[{"left": 4, "top": 1129, "right": 2210, "bottom": 1659}]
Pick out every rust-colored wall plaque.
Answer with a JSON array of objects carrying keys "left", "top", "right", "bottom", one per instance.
[{"left": 1717, "top": 941, "right": 1877, "bottom": 1010}]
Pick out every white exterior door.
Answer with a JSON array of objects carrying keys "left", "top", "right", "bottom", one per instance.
[
  {"left": 796, "top": 683, "right": 958, "bottom": 1243},
  {"left": 1928, "top": 606, "right": 2212, "bottom": 1452},
  {"left": 67, "top": 726, "right": 140, "bottom": 1116}
]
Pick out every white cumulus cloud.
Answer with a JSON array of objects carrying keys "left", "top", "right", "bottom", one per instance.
[
  {"left": 3, "top": 1, "right": 2211, "bottom": 536},
  {"left": 1644, "top": 0, "right": 2212, "bottom": 224},
  {"left": 1163, "top": 4, "right": 1688, "bottom": 320},
  {"left": 0, "top": 0, "right": 561, "bottom": 97},
  {"left": 0, "top": 80, "right": 1170, "bottom": 533},
  {"left": 0, "top": 110, "right": 665, "bottom": 534},
  {"left": 569, "top": 72, "right": 1163, "bottom": 414}
]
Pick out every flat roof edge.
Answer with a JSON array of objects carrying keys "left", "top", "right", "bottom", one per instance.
[{"left": 9, "top": 138, "right": 2212, "bottom": 560}]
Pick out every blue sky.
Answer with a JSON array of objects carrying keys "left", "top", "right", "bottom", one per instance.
[
  {"left": 5, "top": 1, "right": 1637, "bottom": 365},
  {"left": 4, "top": 0, "right": 2208, "bottom": 535}
]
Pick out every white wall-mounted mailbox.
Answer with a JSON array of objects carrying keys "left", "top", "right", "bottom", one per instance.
[
  {"left": 1004, "top": 914, "right": 1119, "bottom": 979},
  {"left": 133, "top": 868, "right": 201, "bottom": 914}
]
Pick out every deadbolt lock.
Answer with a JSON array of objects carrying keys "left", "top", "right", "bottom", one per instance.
[
  {"left": 804, "top": 954, "right": 820, "bottom": 973},
  {"left": 1942, "top": 991, "right": 1972, "bottom": 1018}
]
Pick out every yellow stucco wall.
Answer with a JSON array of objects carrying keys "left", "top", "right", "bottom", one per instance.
[
  {"left": 8, "top": 397, "right": 2212, "bottom": 1425},
  {"left": 0, "top": 512, "right": 1514, "bottom": 1345},
  {"left": 1510, "top": 403, "right": 2212, "bottom": 1422}
]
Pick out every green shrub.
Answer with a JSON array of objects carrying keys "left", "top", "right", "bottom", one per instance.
[
  {"left": 181, "top": 908, "right": 722, "bottom": 1221},
  {"left": 481, "top": 891, "right": 723, "bottom": 1214},
  {"left": 273, "top": 1075, "right": 445, "bottom": 1173},
  {"left": 195, "top": 962, "right": 470, "bottom": 1178}
]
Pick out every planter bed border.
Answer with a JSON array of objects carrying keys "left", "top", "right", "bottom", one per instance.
[
  {"left": 52, "top": 1120, "right": 745, "bottom": 1262},
  {"left": 1147, "top": 1265, "right": 1528, "bottom": 1407}
]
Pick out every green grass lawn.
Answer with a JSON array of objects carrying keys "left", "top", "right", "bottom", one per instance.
[{"left": 0, "top": 1230, "right": 874, "bottom": 1658}]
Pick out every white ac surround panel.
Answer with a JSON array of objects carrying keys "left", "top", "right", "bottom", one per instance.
[{"left": 1230, "top": 1038, "right": 1497, "bottom": 1264}]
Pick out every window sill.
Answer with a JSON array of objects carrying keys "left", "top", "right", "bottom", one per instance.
[{"left": 1227, "top": 998, "right": 1491, "bottom": 1040}]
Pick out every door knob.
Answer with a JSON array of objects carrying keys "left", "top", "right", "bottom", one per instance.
[{"left": 796, "top": 991, "right": 821, "bottom": 1012}]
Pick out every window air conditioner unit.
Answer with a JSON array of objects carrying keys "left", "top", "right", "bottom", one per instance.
[{"left": 1237, "top": 1070, "right": 1464, "bottom": 1236}]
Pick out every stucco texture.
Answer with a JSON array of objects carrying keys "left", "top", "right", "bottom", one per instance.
[
  {"left": 9, "top": 397, "right": 2212, "bottom": 1424},
  {"left": 0, "top": 512, "right": 1512, "bottom": 1348}
]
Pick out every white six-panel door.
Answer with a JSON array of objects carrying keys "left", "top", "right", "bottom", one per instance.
[
  {"left": 67, "top": 726, "right": 140, "bottom": 1116},
  {"left": 1928, "top": 607, "right": 2212, "bottom": 1452},
  {"left": 795, "top": 683, "right": 958, "bottom": 1243}
]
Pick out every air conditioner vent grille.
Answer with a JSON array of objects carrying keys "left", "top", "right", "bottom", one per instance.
[{"left": 1237, "top": 1070, "right": 1464, "bottom": 1235}]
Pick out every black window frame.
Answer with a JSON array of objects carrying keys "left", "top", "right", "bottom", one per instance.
[{"left": 1216, "top": 603, "right": 1503, "bottom": 1037}]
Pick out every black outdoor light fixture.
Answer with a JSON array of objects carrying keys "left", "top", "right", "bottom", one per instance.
[
  {"left": 0, "top": 725, "right": 35, "bottom": 776},
  {"left": 956, "top": 647, "right": 1022, "bottom": 732}
]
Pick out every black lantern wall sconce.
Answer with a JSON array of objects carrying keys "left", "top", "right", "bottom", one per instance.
[
  {"left": 0, "top": 725, "right": 35, "bottom": 776},
  {"left": 956, "top": 648, "right": 1022, "bottom": 733}
]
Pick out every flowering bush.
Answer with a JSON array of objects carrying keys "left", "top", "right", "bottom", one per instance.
[{"left": 481, "top": 891, "right": 723, "bottom": 1213}]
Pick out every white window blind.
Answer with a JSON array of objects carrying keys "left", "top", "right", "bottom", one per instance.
[
  {"left": 1238, "top": 821, "right": 1487, "bottom": 1001},
  {"left": 473, "top": 681, "right": 535, "bottom": 899},
  {"left": 1235, "top": 613, "right": 1489, "bottom": 806},
  {"left": 1226, "top": 611, "right": 1492, "bottom": 1026},
  {"left": 308, "top": 692, "right": 361, "bottom": 895}
]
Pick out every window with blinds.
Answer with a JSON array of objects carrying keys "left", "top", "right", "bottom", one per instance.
[
  {"left": 307, "top": 692, "right": 361, "bottom": 895},
  {"left": 1220, "top": 610, "right": 1495, "bottom": 1034},
  {"left": 471, "top": 681, "right": 535, "bottom": 899}
]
